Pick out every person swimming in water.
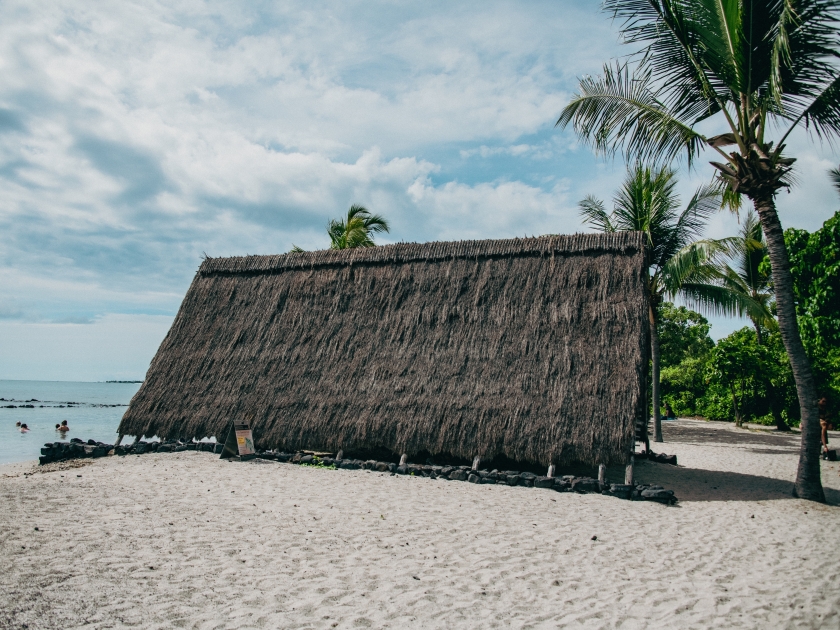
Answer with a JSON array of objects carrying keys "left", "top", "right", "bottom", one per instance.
[
  {"left": 19, "top": 423, "right": 30, "bottom": 433},
  {"left": 57, "top": 420, "right": 69, "bottom": 433}
]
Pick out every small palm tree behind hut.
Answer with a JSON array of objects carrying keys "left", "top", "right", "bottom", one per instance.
[
  {"left": 579, "top": 164, "right": 723, "bottom": 447},
  {"left": 704, "top": 210, "right": 776, "bottom": 343},
  {"left": 291, "top": 204, "right": 390, "bottom": 252},
  {"left": 557, "top": 0, "right": 840, "bottom": 502},
  {"left": 694, "top": 209, "right": 788, "bottom": 430}
]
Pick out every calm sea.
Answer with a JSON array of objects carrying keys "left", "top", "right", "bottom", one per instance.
[{"left": 0, "top": 380, "right": 143, "bottom": 465}]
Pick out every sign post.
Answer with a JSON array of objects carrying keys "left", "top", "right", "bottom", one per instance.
[{"left": 219, "top": 421, "right": 256, "bottom": 461}]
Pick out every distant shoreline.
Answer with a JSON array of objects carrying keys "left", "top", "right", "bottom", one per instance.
[{"left": 105, "top": 381, "right": 143, "bottom": 384}]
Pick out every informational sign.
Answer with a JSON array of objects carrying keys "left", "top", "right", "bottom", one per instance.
[{"left": 220, "top": 421, "right": 256, "bottom": 461}]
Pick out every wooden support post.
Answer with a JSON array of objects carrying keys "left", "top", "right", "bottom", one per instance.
[
  {"left": 336, "top": 450, "right": 343, "bottom": 460},
  {"left": 624, "top": 456, "right": 634, "bottom": 486},
  {"left": 547, "top": 464, "right": 555, "bottom": 478},
  {"left": 114, "top": 435, "right": 123, "bottom": 447},
  {"left": 598, "top": 464, "right": 606, "bottom": 486},
  {"left": 472, "top": 456, "right": 480, "bottom": 471},
  {"left": 133, "top": 435, "right": 142, "bottom": 445},
  {"left": 399, "top": 453, "right": 408, "bottom": 466}
]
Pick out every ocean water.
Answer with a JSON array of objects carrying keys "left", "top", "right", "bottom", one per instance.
[{"left": 0, "top": 380, "right": 142, "bottom": 465}]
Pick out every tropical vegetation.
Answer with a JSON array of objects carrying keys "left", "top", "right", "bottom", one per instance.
[
  {"left": 290, "top": 204, "right": 390, "bottom": 252},
  {"left": 579, "top": 163, "right": 722, "bottom": 445},
  {"left": 558, "top": 0, "right": 840, "bottom": 502}
]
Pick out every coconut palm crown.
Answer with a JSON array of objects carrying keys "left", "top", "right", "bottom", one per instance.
[
  {"left": 289, "top": 204, "right": 390, "bottom": 253},
  {"left": 328, "top": 204, "right": 390, "bottom": 250},
  {"left": 709, "top": 210, "right": 776, "bottom": 341},
  {"left": 558, "top": 0, "right": 840, "bottom": 502}
]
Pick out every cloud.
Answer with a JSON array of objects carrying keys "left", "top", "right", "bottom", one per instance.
[{"left": 0, "top": 0, "right": 837, "bottom": 378}]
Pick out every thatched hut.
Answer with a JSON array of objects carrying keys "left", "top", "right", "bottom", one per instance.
[{"left": 118, "top": 233, "right": 649, "bottom": 468}]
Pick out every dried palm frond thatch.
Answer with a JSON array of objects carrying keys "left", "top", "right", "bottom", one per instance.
[{"left": 119, "top": 233, "right": 649, "bottom": 467}]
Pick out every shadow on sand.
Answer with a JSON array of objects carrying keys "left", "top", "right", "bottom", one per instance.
[{"left": 633, "top": 461, "right": 839, "bottom": 504}]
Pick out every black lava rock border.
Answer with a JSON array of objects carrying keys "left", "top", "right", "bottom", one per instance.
[{"left": 38, "top": 440, "right": 678, "bottom": 505}]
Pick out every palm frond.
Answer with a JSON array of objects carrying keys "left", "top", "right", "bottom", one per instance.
[
  {"left": 556, "top": 62, "right": 706, "bottom": 164},
  {"left": 679, "top": 281, "right": 774, "bottom": 322},
  {"left": 773, "top": 0, "right": 840, "bottom": 118},
  {"left": 831, "top": 165, "right": 840, "bottom": 195},
  {"left": 662, "top": 238, "right": 729, "bottom": 294},
  {"left": 578, "top": 196, "right": 615, "bottom": 232},
  {"left": 676, "top": 182, "right": 722, "bottom": 235},
  {"left": 789, "top": 74, "right": 840, "bottom": 145},
  {"left": 603, "top": 0, "right": 727, "bottom": 122}
]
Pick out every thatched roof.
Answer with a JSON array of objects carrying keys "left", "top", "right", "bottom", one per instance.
[{"left": 119, "top": 233, "right": 649, "bottom": 467}]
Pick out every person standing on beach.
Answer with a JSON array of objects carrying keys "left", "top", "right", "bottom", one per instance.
[{"left": 819, "top": 398, "right": 831, "bottom": 457}]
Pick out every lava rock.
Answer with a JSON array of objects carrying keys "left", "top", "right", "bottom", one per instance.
[
  {"left": 300, "top": 455, "right": 314, "bottom": 464},
  {"left": 506, "top": 475, "right": 520, "bottom": 486},
  {"left": 609, "top": 484, "right": 634, "bottom": 500},
  {"left": 341, "top": 460, "right": 361, "bottom": 470},
  {"left": 641, "top": 488, "right": 677, "bottom": 504},
  {"left": 467, "top": 474, "right": 480, "bottom": 483},
  {"left": 534, "top": 476, "right": 554, "bottom": 489},
  {"left": 375, "top": 462, "right": 390, "bottom": 472},
  {"left": 449, "top": 470, "right": 468, "bottom": 481},
  {"left": 479, "top": 477, "right": 496, "bottom": 484},
  {"left": 571, "top": 478, "right": 600, "bottom": 494},
  {"left": 552, "top": 479, "right": 571, "bottom": 492}
]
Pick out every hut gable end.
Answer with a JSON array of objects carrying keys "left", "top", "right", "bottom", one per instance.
[{"left": 119, "top": 233, "right": 649, "bottom": 467}]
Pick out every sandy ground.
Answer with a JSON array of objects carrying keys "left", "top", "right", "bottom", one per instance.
[{"left": 1, "top": 419, "right": 839, "bottom": 630}]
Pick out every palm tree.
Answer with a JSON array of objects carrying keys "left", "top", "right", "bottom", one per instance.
[
  {"left": 328, "top": 204, "right": 390, "bottom": 250},
  {"left": 708, "top": 210, "right": 792, "bottom": 429},
  {"left": 289, "top": 204, "right": 390, "bottom": 252},
  {"left": 715, "top": 211, "right": 776, "bottom": 342},
  {"left": 557, "top": 0, "right": 839, "bottom": 502},
  {"left": 580, "top": 164, "right": 722, "bottom": 445}
]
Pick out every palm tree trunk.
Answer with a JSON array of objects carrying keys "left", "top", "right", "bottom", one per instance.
[
  {"left": 753, "top": 195, "right": 824, "bottom": 502},
  {"left": 650, "top": 303, "right": 663, "bottom": 443},
  {"left": 730, "top": 384, "right": 742, "bottom": 427},
  {"left": 752, "top": 320, "right": 763, "bottom": 345}
]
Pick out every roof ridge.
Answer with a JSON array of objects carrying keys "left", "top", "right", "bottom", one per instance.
[{"left": 199, "top": 232, "right": 644, "bottom": 276}]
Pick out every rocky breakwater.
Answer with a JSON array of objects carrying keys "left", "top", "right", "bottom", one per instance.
[{"left": 38, "top": 438, "right": 224, "bottom": 464}]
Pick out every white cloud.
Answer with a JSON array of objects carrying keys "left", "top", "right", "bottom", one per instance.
[{"left": 0, "top": 0, "right": 837, "bottom": 378}]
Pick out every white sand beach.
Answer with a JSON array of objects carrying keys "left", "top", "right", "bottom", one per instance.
[{"left": 2, "top": 419, "right": 839, "bottom": 629}]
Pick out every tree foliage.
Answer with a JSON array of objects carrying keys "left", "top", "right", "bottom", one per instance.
[
  {"left": 289, "top": 204, "right": 390, "bottom": 253},
  {"left": 784, "top": 210, "right": 840, "bottom": 413}
]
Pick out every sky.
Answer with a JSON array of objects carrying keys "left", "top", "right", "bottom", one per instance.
[{"left": 0, "top": 0, "right": 838, "bottom": 381}]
